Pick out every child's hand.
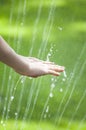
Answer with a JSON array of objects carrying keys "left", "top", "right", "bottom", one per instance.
[
  {"left": 14, "top": 55, "right": 65, "bottom": 78},
  {"left": 0, "top": 36, "right": 64, "bottom": 78}
]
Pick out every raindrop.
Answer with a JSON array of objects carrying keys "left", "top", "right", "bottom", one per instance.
[
  {"left": 51, "top": 83, "right": 55, "bottom": 89},
  {"left": 58, "top": 26, "right": 63, "bottom": 31},
  {"left": 47, "top": 53, "right": 51, "bottom": 61},
  {"left": 51, "top": 77, "right": 54, "bottom": 81},
  {"left": 15, "top": 112, "right": 18, "bottom": 116},
  {"left": 62, "top": 78, "right": 66, "bottom": 82},
  {"left": 50, "top": 47, "right": 53, "bottom": 53},
  {"left": 21, "top": 76, "right": 25, "bottom": 84},
  {"left": 46, "top": 106, "right": 49, "bottom": 113},
  {"left": 49, "top": 92, "right": 53, "bottom": 98},
  {"left": 60, "top": 88, "right": 63, "bottom": 92},
  {"left": 11, "top": 96, "right": 14, "bottom": 101},
  {"left": 63, "top": 70, "right": 67, "bottom": 78},
  {"left": 9, "top": 75, "right": 11, "bottom": 80},
  {"left": 8, "top": 109, "right": 10, "bottom": 112}
]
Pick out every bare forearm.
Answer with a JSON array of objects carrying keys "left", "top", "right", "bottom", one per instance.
[
  {"left": 0, "top": 36, "right": 64, "bottom": 77},
  {"left": 0, "top": 36, "right": 24, "bottom": 70},
  {"left": 0, "top": 36, "right": 15, "bottom": 66}
]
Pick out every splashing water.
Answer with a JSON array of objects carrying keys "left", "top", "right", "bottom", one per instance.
[
  {"left": 0, "top": 0, "right": 86, "bottom": 130},
  {"left": 63, "top": 70, "right": 67, "bottom": 78},
  {"left": 49, "top": 92, "right": 53, "bottom": 98},
  {"left": 46, "top": 106, "right": 49, "bottom": 113},
  {"left": 46, "top": 46, "right": 53, "bottom": 61},
  {"left": 62, "top": 70, "right": 67, "bottom": 82},
  {"left": 60, "top": 88, "right": 63, "bottom": 93},
  {"left": 10, "top": 96, "right": 14, "bottom": 101},
  {"left": 58, "top": 26, "right": 63, "bottom": 31}
]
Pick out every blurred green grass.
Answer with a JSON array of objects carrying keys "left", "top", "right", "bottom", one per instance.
[
  {"left": 0, "top": 0, "right": 86, "bottom": 128},
  {"left": 0, "top": 119, "right": 86, "bottom": 130}
]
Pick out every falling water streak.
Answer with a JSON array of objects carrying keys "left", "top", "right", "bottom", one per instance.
[
  {"left": 28, "top": 0, "right": 56, "bottom": 118},
  {"left": 28, "top": 2, "right": 56, "bottom": 122},
  {"left": 20, "top": 80, "right": 39, "bottom": 130},
  {"left": 21, "top": 46, "right": 54, "bottom": 129},
  {"left": 12, "top": 0, "right": 23, "bottom": 51},
  {"left": 40, "top": 77, "right": 57, "bottom": 122},
  {"left": 57, "top": 60, "right": 86, "bottom": 127},
  {"left": 5, "top": 0, "right": 23, "bottom": 111},
  {"left": 38, "top": 0, "right": 55, "bottom": 58},
  {"left": 39, "top": 67, "right": 56, "bottom": 121},
  {"left": 28, "top": 78, "right": 42, "bottom": 121},
  {"left": 20, "top": 1, "right": 56, "bottom": 129},
  {"left": 18, "top": 2, "right": 43, "bottom": 122},
  {"left": 15, "top": 77, "right": 26, "bottom": 117},
  {"left": 19, "top": 79, "right": 41, "bottom": 130},
  {"left": 54, "top": 43, "right": 86, "bottom": 124},
  {"left": 41, "top": 17, "right": 54, "bottom": 59},
  {"left": 21, "top": 0, "right": 26, "bottom": 24},
  {"left": 20, "top": 0, "right": 42, "bottom": 98},
  {"left": 20, "top": 0, "right": 43, "bottom": 98},
  {"left": 0, "top": 76, "right": 22, "bottom": 130},
  {"left": 1, "top": 69, "right": 12, "bottom": 121},
  {"left": 13, "top": 1, "right": 43, "bottom": 128},
  {"left": 76, "top": 115, "right": 86, "bottom": 130},
  {"left": 23, "top": 80, "right": 37, "bottom": 119},
  {"left": 13, "top": 77, "right": 26, "bottom": 130},
  {"left": 0, "top": 65, "right": 7, "bottom": 99},
  {"left": 16, "top": 0, "right": 27, "bottom": 52},
  {"left": 29, "top": 77, "right": 56, "bottom": 122},
  {"left": 5, "top": 76, "right": 22, "bottom": 120},
  {"left": 21, "top": 0, "right": 43, "bottom": 118},
  {"left": 28, "top": 45, "right": 55, "bottom": 123},
  {"left": 4, "top": 0, "right": 25, "bottom": 123},
  {"left": 13, "top": 77, "right": 23, "bottom": 96},
  {"left": 5, "top": 74, "right": 16, "bottom": 120},
  {"left": 3, "top": 0, "right": 21, "bottom": 119},
  {"left": 29, "top": 0, "right": 43, "bottom": 56},
  {"left": 66, "top": 62, "right": 86, "bottom": 130},
  {"left": 28, "top": 45, "right": 54, "bottom": 122},
  {"left": 27, "top": 0, "right": 56, "bottom": 122},
  {"left": 2, "top": 0, "right": 27, "bottom": 129},
  {"left": 5, "top": 76, "right": 22, "bottom": 129},
  {"left": 12, "top": 0, "right": 28, "bottom": 123},
  {"left": 39, "top": 8, "right": 55, "bottom": 59},
  {"left": 40, "top": 96, "right": 50, "bottom": 121},
  {"left": 36, "top": 77, "right": 57, "bottom": 130},
  {"left": 21, "top": 46, "right": 53, "bottom": 130},
  {"left": 15, "top": 1, "right": 43, "bottom": 130},
  {"left": 0, "top": 0, "right": 14, "bottom": 103},
  {"left": 28, "top": 47, "right": 55, "bottom": 129},
  {"left": 1, "top": 0, "right": 15, "bottom": 123},
  {"left": 66, "top": 88, "right": 86, "bottom": 130}
]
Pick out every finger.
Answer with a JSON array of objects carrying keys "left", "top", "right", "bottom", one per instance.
[
  {"left": 43, "top": 61, "right": 55, "bottom": 65},
  {"left": 48, "top": 70, "right": 61, "bottom": 76},
  {"left": 49, "top": 65, "right": 65, "bottom": 72}
]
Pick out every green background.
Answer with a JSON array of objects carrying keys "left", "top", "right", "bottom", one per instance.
[{"left": 0, "top": 0, "right": 86, "bottom": 130}]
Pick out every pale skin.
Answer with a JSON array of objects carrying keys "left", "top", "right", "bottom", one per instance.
[{"left": 0, "top": 36, "right": 65, "bottom": 78}]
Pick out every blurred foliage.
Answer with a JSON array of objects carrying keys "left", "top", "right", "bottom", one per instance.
[{"left": 0, "top": 0, "right": 86, "bottom": 126}]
